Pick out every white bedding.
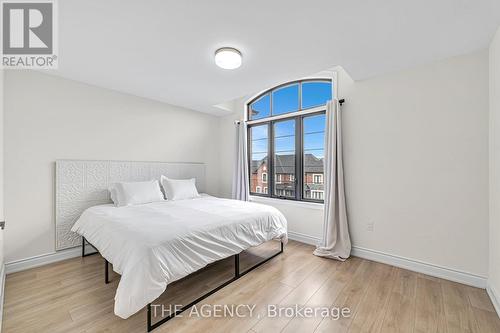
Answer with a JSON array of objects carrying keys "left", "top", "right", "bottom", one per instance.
[{"left": 71, "top": 194, "right": 287, "bottom": 319}]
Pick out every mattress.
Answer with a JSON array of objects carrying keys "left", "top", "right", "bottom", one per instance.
[{"left": 71, "top": 194, "right": 288, "bottom": 319}]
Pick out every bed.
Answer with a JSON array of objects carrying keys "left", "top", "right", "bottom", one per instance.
[
  {"left": 58, "top": 160, "right": 287, "bottom": 331},
  {"left": 71, "top": 194, "right": 287, "bottom": 319}
]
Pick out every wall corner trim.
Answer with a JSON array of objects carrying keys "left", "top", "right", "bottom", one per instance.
[{"left": 487, "top": 282, "right": 500, "bottom": 318}]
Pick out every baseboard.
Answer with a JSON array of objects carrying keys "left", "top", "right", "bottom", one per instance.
[
  {"left": 5, "top": 244, "right": 96, "bottom": 274},
  {"left": 6, "top": 234, "right": 487, "bottom": 289},
  {"left": 288, "top": 231, "right": 486, "bottom": 288},
  {"left": 487, "top": 282, "right": 500, "bottom": 317},
  {"left": 288, "top": 231, "right": 321, "bottom": 246},
  {"left": 351, "top": 246, "right": 486, "bottom": 288}
]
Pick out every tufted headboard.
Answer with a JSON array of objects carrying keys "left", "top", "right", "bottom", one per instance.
[{"left": 55, "top": 159, "right": 206, "bottom": 250}]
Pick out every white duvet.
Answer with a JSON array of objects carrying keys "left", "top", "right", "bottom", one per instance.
[{"left": 71, "top": 195, "right": 287, "bottom": 319}]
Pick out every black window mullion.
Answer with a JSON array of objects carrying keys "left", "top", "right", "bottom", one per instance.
[
  {"left": 247, "top": 125, "right": 251, "bottom": 194},
  {"left": 265, "top": 121, "right": 272, "bottom": 197},
  {"left": 298, "top": 82, "right": 302, "bottom": 111},
  {"left": 270, "top": 89, "right": 273, "bottom": 117},
  {"left": 269, "top": 120, "right": 275, "bottom": 198},
  {"left": 295, "top": 116, "right": 302, "bottom": 200}
]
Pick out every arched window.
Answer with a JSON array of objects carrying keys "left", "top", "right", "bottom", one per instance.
[{"left": 247, "top": 79, "right": 332, "bottom": 202}]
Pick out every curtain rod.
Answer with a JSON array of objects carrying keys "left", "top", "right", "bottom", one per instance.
[{"left": 235, "top": 98, "right": 345, "bottom": 125}]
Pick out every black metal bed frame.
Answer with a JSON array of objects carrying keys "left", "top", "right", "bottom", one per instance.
[{"left": 81, "top": 236, "right": 284, "bottom": 332}]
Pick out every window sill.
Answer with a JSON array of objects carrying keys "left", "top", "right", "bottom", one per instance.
[{"left": 249, "top": 195, "right": 324, "bottom": 210}]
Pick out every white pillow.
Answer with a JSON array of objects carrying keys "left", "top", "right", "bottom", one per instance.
[
  {"left": 160, "top": 176, "right": 200, "bottom": 201},
  {"left": 109, "top": 180, "right": 165, "bottom": 207}
]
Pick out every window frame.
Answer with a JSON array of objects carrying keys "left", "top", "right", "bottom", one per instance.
[
  {"left": 271, "top": 82, "right": 300, "bottom": 116},
  {"left": 271, "top": 117, "right": 297, "bottom": 200},
  {"left": 248, "top": 93, "right": 271, "bottom": 120},
  {"left": 246, "top": 78, "right": 332, "bottom": 204},
  {"left": 313, "top": 174, "right": 323, "bottom": 184},
  {"left": 247, "top": 78, "right": 332, "bottom": 120},
  {"left": 247, "top": 109, "right": 326, "bottom": 204},
  {"left": 262, "top": 172, "right": 267, "bottom": 183}
]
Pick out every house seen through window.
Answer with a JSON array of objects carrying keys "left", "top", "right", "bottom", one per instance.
[{"left": 248, "top": 79, "right": 332, "bottom": 202}]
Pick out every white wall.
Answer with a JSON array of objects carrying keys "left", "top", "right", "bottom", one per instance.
[
  {"left": 489, "top": 27, "right": 500, "bottom": 304},
  {"left": 3, "top": 70, "right": 220, "bottom": 263},
  {"left": 341, "top": 50, "right": 489, "bottom": 277},
  {"left": 3, "top": 49, "right": 491, "bottom": 281},
  {"left": 219, "top": 50, "right": 490, "bottom": 278}
]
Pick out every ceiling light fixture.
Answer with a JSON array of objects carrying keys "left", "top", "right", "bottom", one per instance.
[{"left": 215, "top": 47, "right": 242, "bottom": 69}]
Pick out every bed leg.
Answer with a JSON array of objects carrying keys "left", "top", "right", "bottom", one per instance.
[
  {"left": 280, "top": 240, "right": 284, "bottom": 253},
  {"left": 234, "top": 253, "right": 240, "bottom": 278},
  {"left": 105, "top": 259, "right": 109, "bottom": 284},
  {"left": 82, "top": 237, "right": 86, "bottom": 257},
  {"left": 144, "top": 241, "right": 285, "bottom": 332},
  {"left": 147, "top": 303, "right": 152, "bottom": 332}
]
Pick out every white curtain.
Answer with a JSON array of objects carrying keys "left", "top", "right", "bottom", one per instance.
[
  {"left": 232, "top": 121, "right": 250, "bottom": 201},
  {"left": 314, "top": 100, "right": 351, "bottom": 261}
]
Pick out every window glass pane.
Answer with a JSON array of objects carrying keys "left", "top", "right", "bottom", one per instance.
[
  {"left": 303, "top": 114, "right": 325, "bottom": 200},
  {"left": 272, "top": 84, "right": 299, "bottom": 115},
  {"left": 249, "top": 125, "right": 269, "bottom": 194},
  {"left": 249, "top": 93, "right": 270, "bottom": 120},
  {"left": 274, "top": 119, "right": 295, "bottom": 198},
  {"left": 301, "top": 81, "right": 332, "bottom": 109}
]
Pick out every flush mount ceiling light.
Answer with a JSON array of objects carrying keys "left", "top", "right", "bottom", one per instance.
[{"left": 215, "top": 47, "right": 242, "bottom": 69}]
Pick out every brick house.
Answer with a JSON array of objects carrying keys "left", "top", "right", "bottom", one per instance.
[{"left": 250, "top": 154, "right": 324, "bottom": 200}]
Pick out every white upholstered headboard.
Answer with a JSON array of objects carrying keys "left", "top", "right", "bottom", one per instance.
[{"left": 55, "top": 159, "right": 206, "bottom": 250}]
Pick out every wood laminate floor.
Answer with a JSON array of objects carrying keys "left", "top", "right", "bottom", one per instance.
[{"left": 3, "top": 240, "right": 500, "bottom": 333}]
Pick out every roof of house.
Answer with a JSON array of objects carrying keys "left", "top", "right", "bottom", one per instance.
[{"left": 251, "top": 154, "right": 324, "bottom": 174}]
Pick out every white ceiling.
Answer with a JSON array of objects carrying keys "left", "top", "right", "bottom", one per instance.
[{"left": 53, "top": 0, "right": 500, "bottom": 115}]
